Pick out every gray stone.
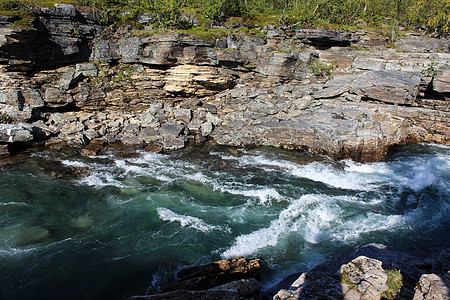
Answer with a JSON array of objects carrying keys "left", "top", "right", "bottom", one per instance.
[
  {"left": 83, "top": 129, "right": 99, "bottom": 140},
  {"left": 160, "top": 122, "right": 186, "bottom": 137},
  {"left": 201, "top": 121, "right": 214, "bottom": 136},
  {"left": 313, "top": 85, "right": 350, "bottom": 99},
  {"left": 0, "top": 124, "right": 34, "bottom": 143},
  {"left": 22, "top": 88, "right": 44, "bottom": 109},
  {"left": 204, "top": 104, "right": 217, "bottom": 114},
  {"left": 0, "top": 90, "right": 21, "bottom": 107},
  {"left": 138, "top": 127, "right": 161, "bottom": 144},
  {"left": 137, "top": 13, "right": 156, "bottom": 24},
  {"left": 413, "top": 274, "right": 450, "bottom": 300},
  {"left": 206, "top": 113, "right": 222, "bottom": 126},
  {"left": 173, "top": 108, "right": 192, "bottom": 124},
  {"left": 351, "top": 70, "right": 422, "bottom": 105},
  {"left": 60, "top": 121, "right": 84, "bottom": 136},
  {"left": 51, "top": 4, "right": 78, "bottom": 17},
  {"left": 433, "top": 68, "right": 450, "bottom": 94},
  {"left": 48, "top": 113, "right": 77, "bottom": 125},
  {"left": 188, "top": 118, "right": 203, "bottom": 132},
  {"left": 76, "top": 63, "right": 98, "bottom": 77},
  {"left": 163, "top": 136, "right": 186, "bottom": 150},
  {"left": 44, "top": 88, "right": 74, "bottom": 107},
  {"left": 59, "top": 68, "right": 84, "bottom": 91},
  {"left": 121, "top": 135, "right": 144, "bottom": 147},
  {"left": 123, "top": 124, "right": 141, "bottom": 134}
]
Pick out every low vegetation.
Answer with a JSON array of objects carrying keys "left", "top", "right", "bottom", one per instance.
[
  {"left": 0, "top": 0, "right": 449, "bottom": 36},
  {"left": 381, "top": 269, "right": 403, "bottom": 299}
]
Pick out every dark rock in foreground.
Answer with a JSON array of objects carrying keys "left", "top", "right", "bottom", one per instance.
[
  {"left": 132, "top": 257, "right": 261, "bottom": 300},
  {"left": 268, "top": 244, "right": 450, "bottom": 300}
]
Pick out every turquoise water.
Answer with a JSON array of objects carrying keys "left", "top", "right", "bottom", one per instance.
[{"left": 0, "top": 144, "right": 449, "bottom": 299}]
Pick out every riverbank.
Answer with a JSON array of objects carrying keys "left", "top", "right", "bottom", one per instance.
[{"left": 0, "top": 4, "right": 449, "bottom": 162}]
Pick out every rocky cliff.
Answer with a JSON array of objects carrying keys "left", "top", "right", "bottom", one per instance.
[{"left": 0, "top": 4, "right": 449, "bottom": 161}]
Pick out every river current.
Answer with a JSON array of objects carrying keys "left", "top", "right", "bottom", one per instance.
[{"left": 0, "top": 143, "right": 449, "bottom": 299}]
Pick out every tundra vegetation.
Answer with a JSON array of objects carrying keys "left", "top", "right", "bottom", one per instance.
[{"left": 0, "top": 0, "right": 449, "bottom": 36}]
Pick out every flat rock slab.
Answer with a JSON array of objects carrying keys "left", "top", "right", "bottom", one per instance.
[{"left": 351, "top": 70, "right": 422, "bottom": 105}]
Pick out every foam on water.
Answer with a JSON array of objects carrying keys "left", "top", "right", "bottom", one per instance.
[
  {"left": 61, "top": 160, "right": 89, "bottom": 168},
  {"left": 157, "top": 207, "right": 224, "bottom": 232},
  {"left": 331, "top": 213, "right": 404, "bottom": 242},
  {"left": 221, "top": 193, "right": 409, "bottom": 258},
  {"left": 390, "top": 155, "right": 450, "bottom": 192},
  {"left": 221, "top": 152, "right": 388, "bottom": 190},
  {"left": 222, "top": 194, "right": 340, "bottom": 258},
  {"left": 185, "top": 171, "right": 282, "bottom": 205}
]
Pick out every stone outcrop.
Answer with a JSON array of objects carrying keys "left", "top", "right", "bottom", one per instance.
[
  {"left": 269, "top": 244, "right": 450, "bottom": 300},
  {"left": 132, "top": 257, "right": 261, "bottom": 299},
  {"left": 0, "top": 4, "right": 449, "bottom": 161},
  {"left": 274, "top": 256, "right": 391, "bottom": 300},
  {"left": 0, "top": 123, "right": 50, "bottom": 157}
]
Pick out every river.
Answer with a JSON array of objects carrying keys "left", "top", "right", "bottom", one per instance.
[{"left": 0, "top": 143, "right": 449, "bottom": 299}]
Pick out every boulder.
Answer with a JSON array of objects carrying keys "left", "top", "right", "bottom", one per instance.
[
  {"left": 268, "top": 244, "right": 443, "bottom": 300},
  {"left": 59, "top": 68, "right": 84, "bottom": 91},
  {"left": 0, "top": 124, "right": 34, "bottom": 143},
  {"left": 160, "top": 122, "right": 186, "bottom": 137},
  {"left": 274, "top": 255, "right": 390, "bottom": 300},
  {"left": 413, "top": 274, "right": 450, "bottom": 300},
  {"left": 312, "top": 85, "right": 350, "bottom": 99},
  {"left": 433, "top": 68, "right": 450, "bottom": 95},
  {"left": 163, "top": 136, "right": 186, "bottom": 150},
  {"left": 76, "top": 63, "right": 98, "bottom": 77}
]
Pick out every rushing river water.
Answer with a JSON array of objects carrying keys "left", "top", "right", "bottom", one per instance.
[{"left": 0, "top": 143, "right": 449, "bottom": 299}]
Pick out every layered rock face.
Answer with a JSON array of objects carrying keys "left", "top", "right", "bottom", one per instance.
[{"left": 0, "top": 4, "right": 449, "bottom": 160}]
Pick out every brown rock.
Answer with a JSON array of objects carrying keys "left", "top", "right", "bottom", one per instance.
[
  {"left": 166, "top": 257, "right": 261, "bottom": 292},
  {"left": 0, "top": 144, "right": 10, "bottom": 158},
  {"left": 81, "top": 138, "right": 105, "bottom": 156}
]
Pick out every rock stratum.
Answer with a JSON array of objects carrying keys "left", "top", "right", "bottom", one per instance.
[{"left": 0, "top": 4, "right": 449, "bottom": 161}]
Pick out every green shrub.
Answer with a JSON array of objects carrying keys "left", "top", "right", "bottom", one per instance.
[
  {"left": 381, "top": 269, "right": 403, "bottom": 299},
  {"left": 309, "top": 60, "right": 338, "bottom": 79}
]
